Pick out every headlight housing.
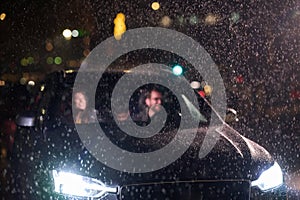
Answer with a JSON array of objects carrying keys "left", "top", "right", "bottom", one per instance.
[
  {"left": 251, "top": 162, "right": 283, "bottom": 191},
  {"left": 52, "top": 170, "right": 118, "bottom": 198}
]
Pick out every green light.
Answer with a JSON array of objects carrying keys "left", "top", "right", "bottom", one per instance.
[
  {"left": 27, "top": 56, "right": 34, "bottom": 64},
  {"left": 46, "top": 57, "right": 54, "bottom": 64},
  {"left": 20, "top": 58, "right": 28, "bottom": 66},
  {"left": 172, "top": 65, "right": 183, "bottom": 76},
  {"left": 230, "top": 12, "right": 240, "bottom": 23},
  {"left": 178, "top": 16, "right": 184, "bottom": 25},
  {"left": 54, "top": 57, "right": 62, "bottom": 65},
  {"left": 78, "top": 29, "right": 89, "bottom": 37},
  {"left": 189, "top": 16, "right": 198, "bottom": 25}
]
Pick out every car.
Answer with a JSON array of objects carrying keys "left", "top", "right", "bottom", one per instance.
[
  {"left": 0, "top": 83, "right": 39, "bottom": 158},
  {"left": 10, "top": 66, "right": 287, "bottom": 200}
]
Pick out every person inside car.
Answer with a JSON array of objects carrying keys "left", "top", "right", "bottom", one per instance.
[
  {"left": 73, "top": 90, "right": 97, "bottom": 124},
  {"left": 145, "top": 86, "right": 163, "bottom": 118},
  {"left": 133, "top": 85, "right": 164, "bottom": 124}
]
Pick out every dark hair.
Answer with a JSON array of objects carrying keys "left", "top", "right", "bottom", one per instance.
[
  {"left": 136, "top": 84, "right": 163, "bottom": 112},
  {"left": 145, "top": 84, "right": 162, "bottom": 99}
]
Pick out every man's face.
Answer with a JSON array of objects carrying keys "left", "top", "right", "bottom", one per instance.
[
  {"left": 147, "top": 90, "right": 162, "bottom": 107},
  {"left": 146, "top": 90, "right": 162, "bottom": 115}
]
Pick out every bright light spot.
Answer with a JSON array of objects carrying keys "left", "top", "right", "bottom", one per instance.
[
  {"left": 72, "top": 30, "right": 79, "bottom": 37},
  {"left": 46, "top": 57, "right": 54, "bottom": 64},
  {"left": 172, "top": 65, "right": 183, "bottom": 76},
  {"left": 151, "top": 2, "right": 160, "bottom": 10},
  {"left": 205, "top": 13, "right": 217, "bottom": 25},
  {"left": 28, "top": 80, "right": 35, "bottom": 86},
  {"left": 62, "top": 29, "right": 72, "bottom": 40},
  {"left": 0, "top": 80, "right": 5, "bottom": 86},
  {"left": 204, "top": 85, "right": 212, "bottom": 96},
  {"left": 251, "top": 162, "right": 283, "bottom": 191},
  {"left": 65, "top": 70, "right": 75, "bottom": 74},
  {"left": 160, "top": 16, "right": 172, "bottom": 27},
  {"left": 40, "top": 85, "right": 45, "bottom": 91},
  {"left": 54, "top": 57, "right": 62, "bottom": 65},
  {"left": 114, "top": 13, "right": 126, "bottom": 40},
  {"left": 20, "top": 77, "right": 27, "bottom": 85},
  {"left": 45, "top": 41, "right": 54, "bottom": 51},
  {"left": 190, "top": 81, "right": 201, "bottom": 89},
  {"left": 0, "top": 13, "right": 6, "bottom": 21},
  {"left": 52, "top": 170, "right": 117, "bottom": 198}
]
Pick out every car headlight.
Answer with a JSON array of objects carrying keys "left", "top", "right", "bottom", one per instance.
[
  {"left": 251, "top": 162, "right": 283, "bottom": 191},
  {"left": 52, "top": 170, "right": 118, "bottom": 198}
]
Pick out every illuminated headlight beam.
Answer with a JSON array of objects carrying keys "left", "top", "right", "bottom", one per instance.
[
  {"left": 52, "top": 170, "right": 117, "bottom": 198},
  {"left": 251, "top": 162, "right": 283, "bottom": 191}
]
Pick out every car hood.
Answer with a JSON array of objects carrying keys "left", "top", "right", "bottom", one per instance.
[{"left": 42, "top": 121, "right": 274, "bottom": 186}]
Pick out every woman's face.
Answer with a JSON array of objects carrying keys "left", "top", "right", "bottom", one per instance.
[{"left": 74, "top": 92, "right": 87, "bottom": 110}]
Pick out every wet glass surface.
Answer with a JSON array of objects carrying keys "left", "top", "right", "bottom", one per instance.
[{"left": 0, "top": 0, "right": 300, "bottom": 199}]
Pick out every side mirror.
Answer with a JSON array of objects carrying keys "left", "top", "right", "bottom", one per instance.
[{"left": 15, "top": 111, "right": 36, "bottom": 127}]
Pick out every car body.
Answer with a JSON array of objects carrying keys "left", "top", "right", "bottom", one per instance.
[
  {"left": 0, "top": 83, "right": 39, "bottom": 157},
  {"left": 10, "top": 69, "right": 287, "bottom": 200}
]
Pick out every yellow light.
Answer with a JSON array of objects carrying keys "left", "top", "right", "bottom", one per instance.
[
  {"left": 41, "top": 108, "right": 46, "bottom": 115},
  {"left": 20, "top": 77, "right": 27, "bottom": 85},
  {"left": 0, "top": 13, "right": 6, "bottom": 21},
  {"left": 205, "top": 14, "right": 217, "bottom": 25},
  {"left": 62, "top": 29, "right": 72, "bottom": 40},
  {"left": 40, "top": 85, "right": 45, "bottom": 91},
  {"left": 204, "top": 85, "right": 212, "bottom": 96},
  {"left": 151, "top": 2, "right": 160, "bottom": 10},
  {"left": 0, "top": 80, "right": 5, "bottom": 86},
  {"left": 65, "top": 70, "right": 74, "bottom": 74},
  {"left": 160, "top": 16, "right": 172, "bottom": 27},
  {"left": 114, "top": 13, "right": 126, "bottom": 40},
  {"left": 21, "top": 58, "right": 28, "bottom": 66}
]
